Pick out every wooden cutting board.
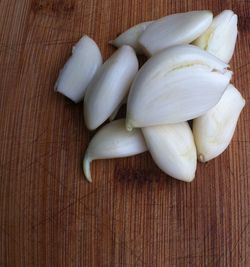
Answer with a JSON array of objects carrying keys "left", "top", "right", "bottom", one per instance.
[{"left": 0, "top": 0, "right": 249, "bottom": 266}]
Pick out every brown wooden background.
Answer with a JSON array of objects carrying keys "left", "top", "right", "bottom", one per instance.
[{"left": 0, "top": 0, "right": 250, "bottom": 266}]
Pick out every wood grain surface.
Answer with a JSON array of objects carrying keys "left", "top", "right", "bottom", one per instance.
[{"left": 0, "top": 0, "right": 250, "bottom": 266}]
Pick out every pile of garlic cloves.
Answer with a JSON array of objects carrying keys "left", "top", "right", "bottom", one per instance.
[{"left": 55, "top": 10, "right": 245, "bottom": 183}]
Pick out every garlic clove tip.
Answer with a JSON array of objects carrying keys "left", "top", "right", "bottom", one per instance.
[
  {"left": 198, "top": 154, "right": 206, "bottom": 162},
  {"left": 126, "top": 120, "right": 134, "bottom": 131},
  {"left": 83, "top": 156, "right": 93, "bottom": 182},
  {"left": 185, "top": 175, "right": 195, "bottom": 183}
]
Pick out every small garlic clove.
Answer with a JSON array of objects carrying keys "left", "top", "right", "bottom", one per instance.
[
  {"left": 55, "top": 35, "right": 102, "bottom": 103},
  {"left": 110, "top": 21, "right": 153, "bottom": 54},
  {"left": 193, "top": 10, "right": 238, "bottom": 63},
  {"left": 126, "top": 45, "right": 232, "bottom": 130},
  {"left": 84, "top": 45, "right": 138, "bottom": 130},
  {"left": 193, "top": 84, "right": 245, "bottom": 162},
  {"left": 83, "top": 119, "right": 147, "bottom": 182},
  {"left": 139, "top": 10, "right": 213, "bottom": 56},
  {"left": 142, "top": 122, "right": 197, "bottom": 182}
]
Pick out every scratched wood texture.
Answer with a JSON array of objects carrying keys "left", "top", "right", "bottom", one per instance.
[{"left": 0, "top": 0, "right": 250, "bottom": 266}]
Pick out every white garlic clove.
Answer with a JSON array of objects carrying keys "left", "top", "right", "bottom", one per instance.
[
  {"left": 83, "top": 119, "right": 147, "bottom": 182},
  {"left": 193, "top": 10, "right": 238, "bottom": 63},
  {"left": 142, "top": 122, "right": 197, "bottom": 182},
  {"left": 110, "top": 21, "right": 153, "bottom": 54},
  {"left": 55, "top": 35, "right": 102, "bottom": 103},
  {"left": 126, "top": 45, "right": 232, "bottom": 130},
  {"left": 84, "top": 45, "right": 138, "bottom": 130},
  {"left": 139, "top": 11, "right": 213, "bottom": 56},
  {"left": 193, "top": 84, "right": 245, "bottom": 162}
]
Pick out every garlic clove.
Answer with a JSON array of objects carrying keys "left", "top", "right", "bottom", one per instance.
[
  {"left": 142, "top": 122, "right": 197, "bottom": 182},
  {"left": 110, "top": 21, "right": 153, "bottom": 54},
  {"left": 129, "top": 44, "right": 228, "bottom": 86},
  {"left": 193, "top": 84, "right": 245, "bottom": 162},
  {"left": 84, "top": 45, "right": 138, "bottom": 130},
  {"left": 55, "top": 35, "right": 102, "bottom": 103},
  {"left": 126, "top": 45, "right": 232, "bottom": 130},
  {"left": 83, "top": 119, "right": 147, "bottom": 182},
  {"left": 139, "top": 11, "right": 213, "bottom": 56},
  {"left": 193, "top": 10, "right": 238, "bottom": 63}
]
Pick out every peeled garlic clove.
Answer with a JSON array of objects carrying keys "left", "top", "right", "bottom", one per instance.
[
  {"left": 193, "top": 10, "right": 238, "bottom": 63},
  {"left": 55, "top": 35, "right": 102, "bottom": 103},
  {"left": 83, "top": 119, "right": 147, "bottom": 182},
  {"left": 142, "top": 122, "right": 197, "bottom": 182},
  {"left": 84, "top": 45, "right": 138, "bottom": 130},
  {"left": 193, "top": 84, "right": 245, "bottom": 162},
  {"left": 139, "top": 10, "right": 213, "bottom": 56},
  {"left": 110, "top": 21, "right": 153, "bottom": 54},
  {"left": 126, "top": 45, "right": 232, "bottom": 130}
]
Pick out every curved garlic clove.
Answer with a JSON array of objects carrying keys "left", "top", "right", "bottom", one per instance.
[
  {"left": 55, "top": 35, "right": 102, "bottom": 103},
  {"left": 193, "top": 84, "right": 245, "bottom": 162},
  {"left": 139, "top": 11, "right": 213, "bottom": 56},
  {"left": 110, "top": 21, "right": 153, "bottom": 54},
  {"left": 126, "top": 45, "right": 232, "bottom": 130},
  {"left": 142, "top": 122, "right": 197, "bottom": 182},
  {"left": 193, "top": 10, "right": 238, "bottom": 63},
  {"left": 84, "top": 45, "right": 138, "bottom": 130},
  {"left": 83, "top": 119, "right": 147, "bottom": 182}
]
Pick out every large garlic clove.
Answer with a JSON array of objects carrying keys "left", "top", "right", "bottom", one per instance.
[
  {"left": 84, "top": 45, "right": 138, "bottom": 130},
  {"left": 126, "top": 45, "right": 232, "bottom": 130},
  {"left": 193, "top": 10, "right": 238, "bottom": 63},
  {"left": 193, "top": 84, "right": 245, "bottom": 162},
  {"left": 142, "top": 122, "right": 197, "bottom": 182},
  {"left": 55, "top": 35, "right": 102, "bottom": 103},
  {"left": 110, "top": 21, "right": 153, "bottom": 54},
  {"left": 83, "top": 119, "right": 147, "bottom": 182},
  {"left": 139, "top": 11, "right": 213, "bottom": 56}
]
